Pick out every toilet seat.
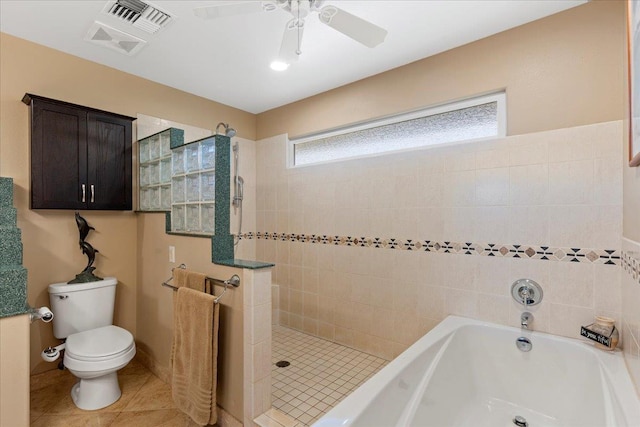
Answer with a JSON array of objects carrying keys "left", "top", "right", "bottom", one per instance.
[
  {"left": 64, "top": 325, "right": 136, "bottom": 376},
  {"left": 65, "top": 325, "right": 133, "bottom": 361}
]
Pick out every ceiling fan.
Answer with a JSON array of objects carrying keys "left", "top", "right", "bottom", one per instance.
[{"left": 194, "top": 1, "right": 388, "bottom": 65}]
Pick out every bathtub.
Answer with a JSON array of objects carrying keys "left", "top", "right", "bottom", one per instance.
[{"left": 314, "top": 316, "right": 640, "bottom": 427}]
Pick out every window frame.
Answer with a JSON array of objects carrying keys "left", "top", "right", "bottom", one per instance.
[{"left": 287, "top": 92, "right": 507, "bottom": 168}]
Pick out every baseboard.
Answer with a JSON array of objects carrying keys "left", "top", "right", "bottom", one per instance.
[
  {"left": 134, "top": 345, "right": 171, "bottom": 384},
  {"left": 134, "top": 345, "right": 242, "bottom": 426},
  {"left": 217, "top": 406, "right": 243, "bottom": 427}
]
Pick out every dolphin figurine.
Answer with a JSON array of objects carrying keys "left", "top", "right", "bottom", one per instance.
[
  {"left": 75, "top": 212, "right": 95, "bottom": 243},
  {"left": 80, "top": 241, "right": 99, "bottom": 272}
]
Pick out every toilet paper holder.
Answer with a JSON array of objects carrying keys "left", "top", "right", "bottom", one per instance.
[{"left": 29, "top": 306, "right": 54, "bottom": 323}]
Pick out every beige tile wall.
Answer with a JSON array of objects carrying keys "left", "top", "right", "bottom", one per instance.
[
  {"left": 255, "top": 121, "right": 624, "bottom": 360},
  {"left": 232, "top": 138, "right": 257, "bottom": 261},
  {"left": 622, "top": 237, "right": 640, "bottom": 392},
  {"left": 243, "top": 269, "right": 273, "bottom": 427}
]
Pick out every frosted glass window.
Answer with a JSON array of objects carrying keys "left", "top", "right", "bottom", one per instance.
[{"left": 291, "top": 93, "right": 505, "bottom": 167}]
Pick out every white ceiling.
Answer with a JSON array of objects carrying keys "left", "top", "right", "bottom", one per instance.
[{"left": 0, "top": 0, "right": 586, "bottom": 114}]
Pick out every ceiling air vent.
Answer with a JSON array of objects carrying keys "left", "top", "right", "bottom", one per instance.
[
  {"left": 103, "top": 0, "right": 172, "bottom": 34},
  {"left": 85, "top": 21, "right": 147, "bottom": 56}
]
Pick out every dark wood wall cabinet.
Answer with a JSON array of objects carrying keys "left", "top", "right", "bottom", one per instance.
[{"left": 23, "top": 94, "right": 135, "bottom": 210}]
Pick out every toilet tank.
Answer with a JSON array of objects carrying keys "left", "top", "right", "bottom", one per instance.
[{"left": 48, "top": 277, "right": 118, "bottom": 339}]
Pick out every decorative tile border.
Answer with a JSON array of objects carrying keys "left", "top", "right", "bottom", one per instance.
[
  {"left": 622, "top": 250, "right": 640, "bottom": 284},
  {"left": 240, "top": 231, "right": 621, "bottom": 266}
]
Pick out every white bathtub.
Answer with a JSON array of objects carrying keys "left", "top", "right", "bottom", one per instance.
[{"left": 314, "top": 316, "right": 640, "bottom": 427}]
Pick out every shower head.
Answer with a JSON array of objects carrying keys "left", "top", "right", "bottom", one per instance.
[{"left": 216, "top": 122, "right": 236, "bottom": 137}]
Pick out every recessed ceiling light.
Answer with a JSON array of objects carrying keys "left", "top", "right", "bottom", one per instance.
[{"left": 270, "top": 60, "right": 289, "bottom": 71}]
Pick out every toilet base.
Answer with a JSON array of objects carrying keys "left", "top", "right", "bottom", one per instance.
[{"left": 70, "top": 372, "right": 121, "bottom": 410}]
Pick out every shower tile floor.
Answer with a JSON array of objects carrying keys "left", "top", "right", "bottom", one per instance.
[{"left": 271, "top": 325, "right": 389, "bottom": 426}]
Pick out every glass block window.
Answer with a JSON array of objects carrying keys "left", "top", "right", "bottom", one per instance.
[
  {"left": 138, "top": 128, "right": 182, "bottom": 211},
  {"left": 290, "top": 92, "right": 506, "bottom": 167},
  {"left": 170, "top": 136, "right": 216, "bottom": 234}
]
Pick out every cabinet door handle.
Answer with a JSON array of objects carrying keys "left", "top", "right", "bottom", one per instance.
[
  {"left": 81, "top": 184, "right": 86, "bottom": 203},
  {"left": 90, "top": 185, "right": 95, "bottom": 203}
]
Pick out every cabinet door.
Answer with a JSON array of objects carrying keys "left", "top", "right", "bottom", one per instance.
[
  {"left": 87, "top": 112, "right": 132, "bottom": 210},
  {"left": 31, "top": 101, "right": 88, "bottom": 209}
]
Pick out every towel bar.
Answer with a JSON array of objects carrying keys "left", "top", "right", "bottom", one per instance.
[{"left": 162, "top": 263, "right": 240, "bottom": 303}]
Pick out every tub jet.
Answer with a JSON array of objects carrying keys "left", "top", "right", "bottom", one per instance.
[{"left": 513, "top": 415, "right": 528, "bottom": 427}]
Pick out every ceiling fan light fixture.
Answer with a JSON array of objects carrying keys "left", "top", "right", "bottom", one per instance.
[{"left": 270, "top": 60, "right": 290, "bottom": 71}]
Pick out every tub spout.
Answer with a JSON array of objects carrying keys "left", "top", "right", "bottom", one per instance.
[{"left": 521, "top": 312, "right": 532, "bottom": 329}]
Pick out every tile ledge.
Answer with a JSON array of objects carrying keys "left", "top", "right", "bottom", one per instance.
[{"left": 214, "top": 259, "right": 275, "bottom": 269}]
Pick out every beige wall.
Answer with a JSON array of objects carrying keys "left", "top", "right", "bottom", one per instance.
[
  {"left": 0, "top": 314, "right": 30, "bottom": 426},
  {"left": 0, "top": 33, "right": 256, "bottom": 376},
  {"left": 136, "top": 212, "right": 247, "bottom": 420},
  {"left": 134, "top": 116, "right": 258, "bottom": 421},
  {"left": 256, "top": 1, "right": 624, "bottom": 140}
]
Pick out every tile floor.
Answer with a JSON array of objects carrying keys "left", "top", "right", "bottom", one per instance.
[
  {"left": 29, "top": 358, "right": 199, "bottom": 427},
  {"left": 271, "top": 326, "right": 389, "bottom": 427},
  {"left": 30, "top": 329, "right": 388, "bottom": 427}
]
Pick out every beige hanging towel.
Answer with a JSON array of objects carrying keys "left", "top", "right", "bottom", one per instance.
[
  {"left": 171, "top": 287, "right": 219, "bottom": 426},
  {"left": 173, "top": 268, "right": 208, "bottom": 291}
]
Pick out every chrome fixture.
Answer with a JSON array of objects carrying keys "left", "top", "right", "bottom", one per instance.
[
  {"left": 512, "top": 279, "right": 540, "bottom": 351},
  {"left": 520, "top": 312, "right": 533, "bottom": 330},
  {"left": 41, "top": 342, "right": 65, "bottom": 362},
  {"left": 511, "top": 278, "right": 543, "bottom": 307},
  {"left": 215, "top": 122, "right": 236, "bottom": 137},
  {"left": 516, "top": 337, "right": 532, "bottom": 352},
  {"left": 232, "top": 142, "right": 244, "bottom": 209},
  {"left": 29, "top": 306, "right": 54, "bottom": 323},
  {"left": 513, "top": 415, "right": 528, "bottom": 426},
  {"left": 214, "top": 122, "right": 243, "bottom": 245},
  {"left": 232, "top": 142, "right": 244, "bottom": 246},
  {"left": 161, "top": 263, "right": 240, "bottom": 304}
]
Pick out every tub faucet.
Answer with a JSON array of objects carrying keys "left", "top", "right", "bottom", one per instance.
[{"left": 521, "top": 312, "right": 532, "bottom": 329}]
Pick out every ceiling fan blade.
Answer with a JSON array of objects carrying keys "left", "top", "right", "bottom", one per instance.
[
  {"left": 278, "top": 19, "right": 305, "bottom": 63},
  {"left": 194, "top": 1, "right": 264, "bottom": 19},
  {"left": 318, "top": 6, "right": 387, "bottom": 48}
]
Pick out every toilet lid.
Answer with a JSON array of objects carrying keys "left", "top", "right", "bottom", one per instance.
[{"left": 66, "top": 325, "right": 133, "bottom": 359}]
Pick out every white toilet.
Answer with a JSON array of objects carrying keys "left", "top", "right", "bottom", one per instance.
[{"left": 47, "top": 277, "right": 136, "bottom": 410}]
